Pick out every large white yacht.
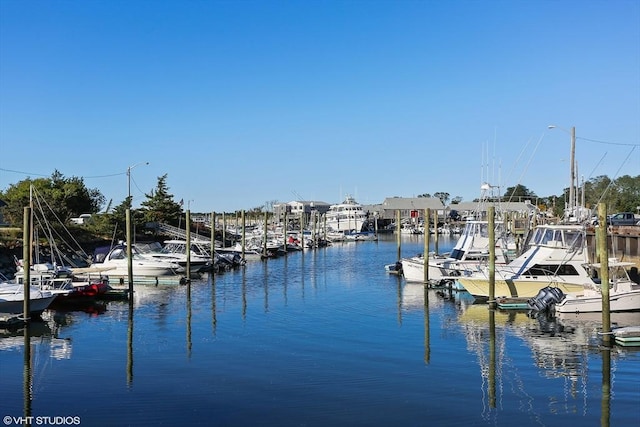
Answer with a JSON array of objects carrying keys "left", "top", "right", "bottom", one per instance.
[{"left": 325, "top": 196, "right": 368, "bottom": 232}]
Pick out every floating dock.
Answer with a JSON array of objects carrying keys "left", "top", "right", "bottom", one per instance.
[
  {"left": 612, "top": 326, "right": 640, "bottom": 347},
  {"left": 496, "top": 297, "right": 530, "bottom": 310}
]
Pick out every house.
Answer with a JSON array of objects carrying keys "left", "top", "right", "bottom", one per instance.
[
  {"left": 375, "top": 197, "right": 445, "bottom": 221},
  {"left": 273, "top": 201, "right": 331, "bottom": 225}
]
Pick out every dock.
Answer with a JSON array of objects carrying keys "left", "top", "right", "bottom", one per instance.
[
  {"left": 612, "top": 326, "right": 640, "bottom": 347},
  {"left": 496, "top": 297, "right": 530, "bottom": 310}
]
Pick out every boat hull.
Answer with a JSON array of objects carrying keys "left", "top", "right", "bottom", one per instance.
[
  {"left": 0, "top": 294, "right": 57, "bottom": 315},
  {"left": 401, "top": 257, "right": 447, "bottom": 283},
  {"left": 457, "top": 276, "right": 588, "bottom": 299},
  {"left": 556, "top": 290, "right": 640, "bottom": 313}
]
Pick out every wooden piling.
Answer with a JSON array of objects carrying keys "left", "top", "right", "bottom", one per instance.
[
  {"left": 210, "top": 211, "right": 216, "bottom": 262},
  {"left": 433, "top": 209, "right": 438, "bottom": 255},
  {"left": 222, "top": 213, "right": 226, "bottom": 248},
  {"left": 263, "top": 211, "right": 268, "bottom": 257},
  {"left": 126, "top": 207, "right": 133, "bottom": 295},
  {"left": 597, "top": 203, "right": 611, "bottom": 345},
  {"left": 424, "top": 208, "right": 430, "bottom": 284},
  {"left": 284, "top": 211, "right": 288, "bottom": 253},
  {"left": 22, "top": 206, "right": 31, "bottom": 319},
  {"left": 488, "top": 206, "right": 496, "bottom": 307},
  {"left": 186, "top": 209, "right": 191, "bottom": 279},
  {"left": 396, "top": 210, "right": 401, "bottom": 261},
  {"left": 241, "top": 210, "right": 246, "bottom": 261}
]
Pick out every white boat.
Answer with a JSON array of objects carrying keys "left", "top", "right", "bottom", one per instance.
[
  {"left": 401, "top": 219, "right": 515, "bottom": 285},
  {"left": 457, "top": 223, "right": 593, "bottom": 299},
  {"left": 0, "top": 279, "right": 58, "bottom": 315},
  {"left": 555, "top": 259, "right": 640, "bottom": 313},
  {"left": 325, "top": 196, "right": 368, "bottom": 232},
  {"left": 93, "top": 244, "right": 185, "bottom": 277},
  {"left": 136, "top": 240, "right": 213, "bottom": 272}
]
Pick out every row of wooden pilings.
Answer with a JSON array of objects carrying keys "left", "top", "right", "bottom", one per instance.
[{"left": 394, "top": 204, "right": 617, "bottom": 346}]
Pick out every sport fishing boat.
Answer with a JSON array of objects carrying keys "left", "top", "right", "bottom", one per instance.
[{"left": 456, "top": 223, "right": 592, "bottom": 299}]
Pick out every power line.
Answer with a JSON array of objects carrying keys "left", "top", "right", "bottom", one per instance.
[
  {"left": 0, "top": 167, "right": 49, "bottom": 177},
  {"left": 0, "top": 167, "right": 124, "bottom": 179},
  {"left": 576, "top": 136, "right": 639, "bottom": 147}
]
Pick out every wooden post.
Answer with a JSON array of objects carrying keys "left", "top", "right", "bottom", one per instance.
[
  {"left": 126, "top": 207, "right": 133, "bottom": 294},
  {"left": 424, "top": 209, "right": 430, "bottom": 284},
  {"left": 263, "top": 211, "right": 268, "bottom": 257},
  {"left": 241, "top": 210, "right": 246, "bottom": 261},
  {"left": 396, "top": 210, "right": 401, "bottom": 261},
  {"left": 186, "top": 209, "right": 191, "bottom": 280},
  {"left": 284, "top": 211, "right": 288, "bottom": 253},
  {"left": 597, "top": 203, "right": 611, "bottom": 345},
  {"left": 488, "top": 206, "right": 496, "bottom": 306},
  {"left": 222, "top": 213, "right": 226, "bottom": 248},
  {"left": 313, "top": 211, "right": 318, "bottom": 247},
  {"left": 300, "top": 210, "right": 305, "bottom": 249},
  {"left": 210, "top": 211, "right": 216, "bottom": 262},
  {"left": 433, "top": 209, "right": 439, "bottom": 256},
  {"left": 323, "top": 213, "right": 327, "bottom": 243},
  {"left": 22, "top": 206, "right": 31, "bottom": 319}
]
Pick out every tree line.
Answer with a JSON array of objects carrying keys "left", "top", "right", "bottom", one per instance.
[
  {"left": 1, "top": 171, "right": 639, "bottom": 241},
  {"left": 418, "top": 176, "right": 640, "bottom": 217},
  {"left": 0, "top": 171, "right": 183, "bottom": 241}
]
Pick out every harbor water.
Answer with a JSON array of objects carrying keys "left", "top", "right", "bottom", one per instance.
[{"left": 1, "top": 234, "right": 639, "bottom": 426}]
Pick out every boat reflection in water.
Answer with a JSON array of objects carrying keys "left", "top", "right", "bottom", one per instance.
[
  {"left": 455, "top": 292, "right": 638, "bottom": 422},
  {"left": 0, "top": 318, "right": 72, "bottom": 360}
]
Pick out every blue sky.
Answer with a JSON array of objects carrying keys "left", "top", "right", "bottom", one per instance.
[{"left": 1, "top": 0, "right": 638, "bottom": 212}]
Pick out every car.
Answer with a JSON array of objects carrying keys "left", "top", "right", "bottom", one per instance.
[{"left": 606, "top": 212, "right": 639, "bottom": 226}]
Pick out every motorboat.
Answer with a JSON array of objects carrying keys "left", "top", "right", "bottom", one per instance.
[
  {"left": 93, "top": 244, "right": 185, "bottom": 277},
  {"left": 325, "top": 196, "right": 368, "bottom": 232},
  {"left": 401, "top": 219, "right": 515, "bottom": 285},
  {"left": 457, "top": 223, "right": 593, "bottom": 299},
  {"left": 14, "top": 262, "right": 110, "bottom": 300},
  {"left": 0, "top": 277, "right": 58, "bottom": 315},
  {"left": 554, "top": 259, "right": 640, "bottom": 313},
  {"left": 136, "top": 240, "right": 213, "bottom": 272}
]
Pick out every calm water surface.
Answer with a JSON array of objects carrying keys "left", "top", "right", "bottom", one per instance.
[{"left": 1, "top": 235, "right": 639, "bottom": 426}]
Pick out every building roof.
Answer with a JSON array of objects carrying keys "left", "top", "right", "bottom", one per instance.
[{"left": 381, "top": 197, "right": 444, "bottom": 210}]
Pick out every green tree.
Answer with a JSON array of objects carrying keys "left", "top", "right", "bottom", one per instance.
[
  {"left": 433, "top": 192, "right": 450, "bottom": 205},
  {"left": 0, "top": 171, "right": 105, "bottom": 227},
  {"left": 140, "top": 174, "right": 183, "bottom": 226},
  {"left": 503, "top": 185, "right": 536, "bottom": 202},
  {"left": 614, "top": 175, "right": 640, "bottom": 212}
]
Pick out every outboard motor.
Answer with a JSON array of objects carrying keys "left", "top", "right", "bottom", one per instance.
[{"left": 527, "top": 286, "right": 565, "bottom": 312}]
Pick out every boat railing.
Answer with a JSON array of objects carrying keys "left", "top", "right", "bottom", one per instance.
[{"left": 156, "top": 222, "right": 210, "bottom": 242}]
